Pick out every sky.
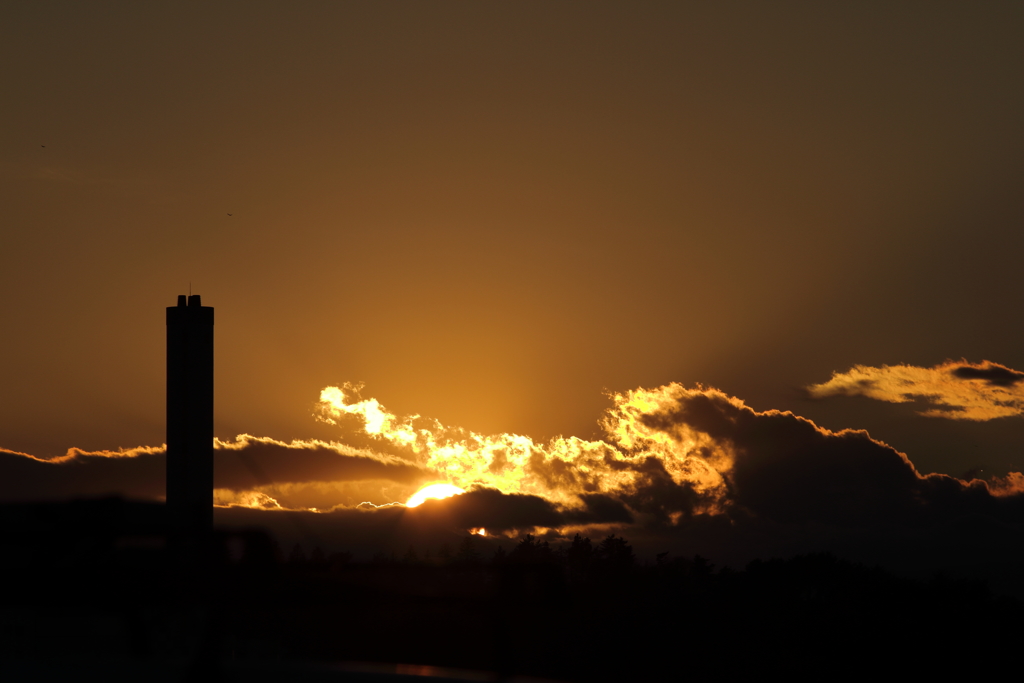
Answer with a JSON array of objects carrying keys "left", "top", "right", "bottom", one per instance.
[{"left": 3, "top": 2, "right": 1024, "bottom": 577}]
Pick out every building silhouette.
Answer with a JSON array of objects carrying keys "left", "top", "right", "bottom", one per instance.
[{"left": 166, "top": 294, "right": 214, "bottom": 540}]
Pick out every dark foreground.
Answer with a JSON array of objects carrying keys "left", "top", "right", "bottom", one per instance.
[{"left": 2, "top": 499, "right": 1020, "bottom": 681}]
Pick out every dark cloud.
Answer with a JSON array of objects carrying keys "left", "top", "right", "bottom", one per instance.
[
  {"left": 0, "top": 447, "right": 164, "bottom": 502},
  {"left": 215, "top": 504, "right": 407, "bottom": 556},
  {"left": 951, "top": 362, "right": 1024, "bottom": 387},
  {"left": 569, "top": 493, "right": 634, "bottom": 525},
  {"left": 639, "top": 389, "right": 1020, "bottom": 527},
  {"left": 215, "top": 436, "right": 430, "bottom": 490},
  {"left": 409, "top": 488, "right": 564, "bottom": 533},
  {"left": 0, "top": 437, "right": 433, "bottom": 504},
  {"left": 607, "top": 455, "right": 703, "bottom": 523},
  {"left": 610, "top": 387, "right": 1024, "bottom": 593}
]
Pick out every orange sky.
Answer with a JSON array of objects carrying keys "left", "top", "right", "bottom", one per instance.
[{"left": 4, "top": 2, "right": 1024, "bottom": 486}]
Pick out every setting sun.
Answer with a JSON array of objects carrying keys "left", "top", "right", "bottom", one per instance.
[{"left": 406, "top": 483, "right": 465, "bottom": 508}]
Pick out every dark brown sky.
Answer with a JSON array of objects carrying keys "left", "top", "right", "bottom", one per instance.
[{"left": 4, "top": 1, "right": 1024, "bottom": 481}]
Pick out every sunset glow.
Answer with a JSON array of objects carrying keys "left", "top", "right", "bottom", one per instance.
[
  {"left": 318, "top": 382, "right": 731, "bottom": 514},
  {"left": 7, "top": 5, "right": 1024, "bottom": 677},
  {"left": 406, "top": 483, "right": 465, "bottom": 508}
]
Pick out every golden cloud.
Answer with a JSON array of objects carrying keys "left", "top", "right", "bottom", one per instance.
[
  {"left": 317, "top": 382, "right": 732, "bottom": 518},
  {"left": 806, "top": 360, "right": 1024, "bottom": 420}
]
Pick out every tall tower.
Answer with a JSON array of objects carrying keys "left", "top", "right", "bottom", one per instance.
[{"left": 166, "top": 294, "right": 214, "bottom": 537}]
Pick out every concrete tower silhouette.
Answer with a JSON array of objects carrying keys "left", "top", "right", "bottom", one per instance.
[{"left": 166, "top": 294, "right": 214, "bottom": 538}]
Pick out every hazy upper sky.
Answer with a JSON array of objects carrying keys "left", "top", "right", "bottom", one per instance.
[{"left": 4, "top": 1, "right": 1024, "bottom": 482}]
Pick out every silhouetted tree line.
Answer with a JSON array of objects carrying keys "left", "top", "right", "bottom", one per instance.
[
  {"left": 231, "top": 530, "right": 1024, "bottom": 680},
  {"left": 284, "top": 533, "right": 635, "bottom": 573},
  {"left": 2, "top": 499, "right": 1021, "bottom": 681}
]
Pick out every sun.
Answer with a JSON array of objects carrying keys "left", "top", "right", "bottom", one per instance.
[{"left": 406, "top": 483, "right": 466, "bottom": 508}]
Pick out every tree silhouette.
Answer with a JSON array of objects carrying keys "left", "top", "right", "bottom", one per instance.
[
  {"left": 288, "top": 543, "right": 307, "bottom": 565},
  {"left": 508, "top": 534, "right": 554, "bottom": 564},
  {"left": 437, "top": 542, "right": 453, "bottom": 564},
  {"left": 455, "top": 535, "right": 481, "bottom": 565},
  {"left": 594, "top": 535, "right": 634, "bottom": 577},
  {"left": 566, "top": 533, "right": 593, "bottom": 580}
]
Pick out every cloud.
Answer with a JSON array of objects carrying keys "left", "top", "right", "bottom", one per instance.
[
  {"left": 806, "top": 360, "right": 1024, "bottom": 420},
  {"left": 0, "top": 445, "right": 166, "bottom": 502},
  {"left": 0, "top": 437, "right": 434, "bottom": 506},
  {"left": 207, "top": 488, "right": 633, "bottom": 561},
  {"left": 317, "top": 383, "right": 728, "bottom": 520},
  {"left": 213, "top": 435, "right": 432, "bottom": 494},
  {"left": 318, "top": 382, "right": 1024, "bottom": 532},
  {"left": 6, "top": 381, "right": 1024, "bottom": 582},
  {"left": 408, "top": 488, "right": 565, "bottom": 532},
  {"left": 632, "top": 387, "right": 1006, "bottom": 527},
  {"left": 988, "top": 472, "right": 1024, "bottom": 497}
]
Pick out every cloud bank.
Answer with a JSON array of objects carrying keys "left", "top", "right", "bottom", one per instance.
[
  {"left": 5, "top": 381, "right": 1024, "bottom": 579},
  {"left": 315, "top": 383, "right": 1024, "bottom": 536}
]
